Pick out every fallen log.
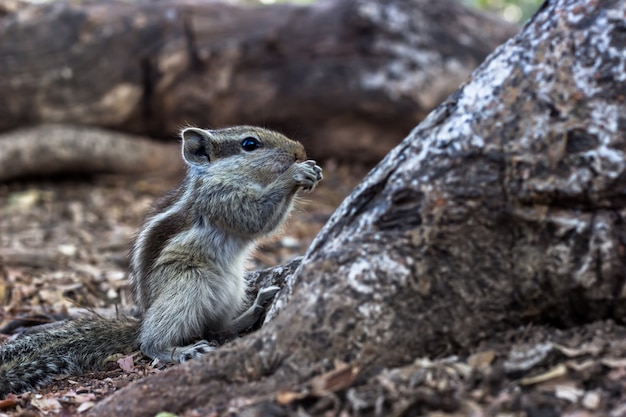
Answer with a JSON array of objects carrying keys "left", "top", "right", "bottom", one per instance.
[{"left": 0, "top": 0, "right": 517, "bottom": 164}]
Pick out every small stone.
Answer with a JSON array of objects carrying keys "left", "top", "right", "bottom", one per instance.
[
  {"left": 582, "top": 391, "right": 600, "bottom": 410},
  {"left": 58, "top": 244, "right": 78, "bottom": 257}
]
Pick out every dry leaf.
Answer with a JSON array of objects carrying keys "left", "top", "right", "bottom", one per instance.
[
  {"left": 554, "top": 384, "right": 583, "bottom": 402},
  {"left": 553, "top": 342, "right": 603, "bottom": 358},
  {"left": 77, "top": 401, "right": 96, "bottom": 413},
  {"left": 310, "top": 362, "right": 360, "bottom": 395},
  {"left": 519, "top": 364, "right": 568, "bottom": 386},
  {"left": 0, "top": 395, "right": 18, "bottom": 410},
  {"left": 505, "top": 342, "right": 553, "bottom": 373},
  {"left": 64, "top": 392, "right": 97, "bottom": 404},
  {"left": 103, "top": 353, "right": 126, "bottom": 364},
  {"left": 31, "top": 396, "right": 62, "bottom": 415},
  {"left": 563, "top": 411, "right": 597, "bottom": 417},
  {"left": 468, "top": 350, "right": 496, "bottom": 369},
  {"left": 566, "top": 359, "right": 597, "bottom": 372},
  {"left": 600, "top": 358, "right": 626, "bottom": 368},
  {"left": 117, "top": 355, "right": 135, "bottom": 373},
  {"left": 276, "top": 390, "right": 308, "bottom": 405},
  {"left": 276, "top": 363, "right": 360, "bottom": 405}
]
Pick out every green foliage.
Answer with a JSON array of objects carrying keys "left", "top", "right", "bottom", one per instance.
[
  {"left": 252, "top": 0, "right": 541, "bottom": 23},
  {"left": 22, "top": 0, "right": 543, "bottom": 19},
  {"left": 460, "top": 0, "right": 544, "bottom": 23}
]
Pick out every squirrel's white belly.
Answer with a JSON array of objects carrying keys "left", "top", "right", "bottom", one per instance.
[{"left": 160, "top": 225, "right": 251, "bottom": 323}]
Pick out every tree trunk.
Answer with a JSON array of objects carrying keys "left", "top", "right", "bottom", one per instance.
[
  {"left": 0, "top": 0, "right": 516, "bottom": 164},
  {"left": 91, "top": 0, "right": 626, "bottom": 415}
]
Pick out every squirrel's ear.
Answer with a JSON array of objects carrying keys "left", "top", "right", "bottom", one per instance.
[{"left": 181, "top": 128, "right": 217, "bottom": 166}]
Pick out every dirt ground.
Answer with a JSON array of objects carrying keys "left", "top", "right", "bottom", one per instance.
[{"left": 1, "top": 164, "right": 626, "bottom": 416}]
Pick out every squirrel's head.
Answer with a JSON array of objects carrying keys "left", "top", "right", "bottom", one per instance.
[{"left": 180, "top": 126, "right": 306, "bottom": 183}]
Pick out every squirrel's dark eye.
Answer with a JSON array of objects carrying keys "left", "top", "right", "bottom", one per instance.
[
  {"left": 241, "top": 136, "right": 261, "bottom": 152},
  {"left": 241, "top": 137, "right": 262, "bottom": 151}
]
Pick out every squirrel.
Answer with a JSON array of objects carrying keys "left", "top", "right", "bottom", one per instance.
[{"left": 0, "top": 126, "right": 323, "bottom": 396}]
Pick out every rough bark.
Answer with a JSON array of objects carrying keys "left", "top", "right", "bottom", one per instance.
[
  {"left": 90, "top": 0, "right": 626, "bottom": 415},
  {"left": 0, "top": 0, "right": 517, "bottom": 164}
]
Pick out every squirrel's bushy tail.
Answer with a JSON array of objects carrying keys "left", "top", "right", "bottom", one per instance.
[{"left": 0, "top": 316, "right": 140, "bottom": 396}]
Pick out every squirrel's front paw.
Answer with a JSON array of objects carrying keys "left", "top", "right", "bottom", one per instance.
[{"left": 293, "top": 160, "right": 323, "bottom": 192}]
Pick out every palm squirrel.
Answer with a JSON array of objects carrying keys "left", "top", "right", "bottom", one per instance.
[{"left": 0, "top": 126, "right": 323, "bottom": 396}]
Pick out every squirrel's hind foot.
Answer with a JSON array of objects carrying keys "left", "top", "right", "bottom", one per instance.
[
  {"left": 177, "top": 340, "right": 215, "bottom": 363},
  {"left": 146, "top": 340, "right": 215, "bottom": 364}
]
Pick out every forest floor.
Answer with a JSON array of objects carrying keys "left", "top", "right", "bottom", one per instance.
[{"left": 0, "top": 163, "right": 625, "bottom": 417}]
